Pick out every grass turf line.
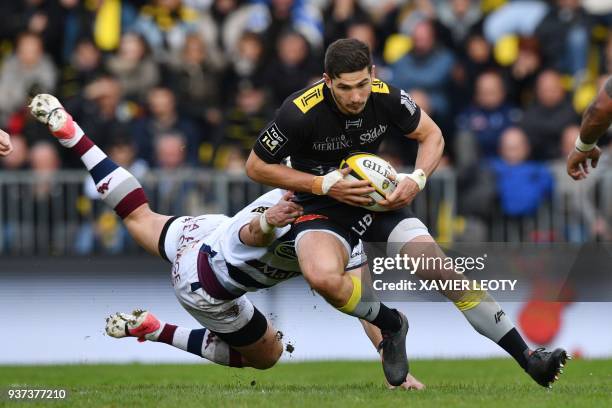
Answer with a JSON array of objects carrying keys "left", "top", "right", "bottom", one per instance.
[{"left": 0, "top": 359, "right": 610, "bottom": 407}]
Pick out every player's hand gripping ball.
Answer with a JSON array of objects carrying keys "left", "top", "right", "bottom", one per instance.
[{"left": 340, "top": 152, "right": 398, "bottom": 211}]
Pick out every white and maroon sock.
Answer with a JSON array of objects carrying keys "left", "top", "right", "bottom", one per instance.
[
  {"left": 54, "top": 118, "right": 147, "bottom": 219},
  {"left": 155, "top": 324, "right": 243, "bottom": 367}
]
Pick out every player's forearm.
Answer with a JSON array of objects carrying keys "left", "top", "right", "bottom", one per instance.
[
  {"left": 413, "top": 128, "right": 444, "bottom": 177},
  {"left": 246, "top": 159, "right": 315, "bottom": 193},
  {"left": 580, "top": 100, "right": 612, "bottom": 144},
  {"left": 579, "top": 78, "right": 612, "bottom": 144},
  {"left": 240, "top": 217, "right": 275, "bottom": 247}
]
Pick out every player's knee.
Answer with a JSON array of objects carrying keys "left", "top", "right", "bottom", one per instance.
[
  {"left": 308, "top": 273, "right": 346, "bottom": 304},
  {"left": 305, "top": 265, "right": 342, "bottom": 292},
  {"left": 249, "top": 338, "right": 283, "bottom": 370},
  {"left": 252, "top": 347, "right": 282, "bottom": 370}
]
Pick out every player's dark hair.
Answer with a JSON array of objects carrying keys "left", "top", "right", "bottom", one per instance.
[{"left": 324, "top": 38, "right": 372, "bottom": 79}]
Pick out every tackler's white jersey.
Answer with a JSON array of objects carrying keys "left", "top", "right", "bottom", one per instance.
[{"left": 204, "top": 189, "right": 366, "bottom": 295}]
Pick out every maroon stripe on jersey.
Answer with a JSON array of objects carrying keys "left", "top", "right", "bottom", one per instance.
[
  {"left": 114, "top": 188, "right": 148, "bottom": 218},
  {"left": 157, "top": 324, "right": 177, "bottom": 345},
  {"left": 72, "top": 135, "right": 95, "bottom": 156},
  {"left": 197, "top": 251, "right": 242, "bottom": 300},
  {"left": 229, "top": 349, "right": 243, "bottom": 368}
]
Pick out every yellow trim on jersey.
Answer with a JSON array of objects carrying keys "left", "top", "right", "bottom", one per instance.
[
  {"left": 338, "top": 275, "right": 362, "bottom": 313},
  {"left": 293, "top": 82, "right": 325, "bottom": 114},
  {"left": 371, "top": 79, "right": 390, "bottom": 94},
  {"left": 343, "top": 153, "right": 389, "bottom": 198},
  {"left": 454, "top": 289, "right": 486, "bottom": 311}
]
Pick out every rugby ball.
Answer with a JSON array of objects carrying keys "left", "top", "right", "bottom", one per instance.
[{"left": 340, "top": 152, "right": 398, "bottom": 212}]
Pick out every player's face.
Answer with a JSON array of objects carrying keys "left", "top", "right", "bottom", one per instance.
[{"left": 325, "top": 67, "right": 373, "bottom": 116}]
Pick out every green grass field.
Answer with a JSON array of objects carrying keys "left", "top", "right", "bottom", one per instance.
[{"left": 1, "top": 359, "right": 610, "bottom": 407}]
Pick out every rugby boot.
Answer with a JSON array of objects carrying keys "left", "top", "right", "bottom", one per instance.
[
  {"left": 29, "top": 94, "right": 75, "bottom": 138},
  {"left": 525, "top": 347, "right": 570, "bottom": 388},
  {"left": 105, "top": 309, "right": 161, "bottom": 343}
]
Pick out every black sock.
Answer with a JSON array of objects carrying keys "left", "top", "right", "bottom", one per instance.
[
  {"left": 370, "top": 303, "right": 401, "bottom": 332},
  {"left": 497, "top": 328, "right": 529, "bottom": 369}
]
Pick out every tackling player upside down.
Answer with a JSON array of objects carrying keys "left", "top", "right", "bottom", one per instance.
[
  {"left": 246, "top": 38, "right": 569, "bottom": 388},
  {"left": 28, "top": 94, "right": 424, "bottom": 390}
]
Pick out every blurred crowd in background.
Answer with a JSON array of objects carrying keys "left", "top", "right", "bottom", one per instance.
[{"left": 1, "top": 0, "right": 612, "bottom": 251}]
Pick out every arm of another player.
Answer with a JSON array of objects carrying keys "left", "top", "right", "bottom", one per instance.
[
  {"left": 0, "top": 129, "right": 13, "bottom": 156},
  {"left": 380, "top": 110, "right": 444, "bottom": 210},
  {"left": 239, "top": 191, "right": 304, "bottom": 247},
  {"left": 567, "top": 77, "right": 612, "bottom": 180}
]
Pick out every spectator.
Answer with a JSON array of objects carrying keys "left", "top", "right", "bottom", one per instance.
[
  {"left": 436, "top": 0, "right": 483, "bottom": 53},
  {"left": 483, "top": 0, "right": 549, "bottom": 44},
  {"left": 521, "top": 69, "right": 579, "bottom": 160},
  {"left": 155, "top": 132, "right": 188, "bottom": 170},
  {"left": 152, "top": 132, "right": 198, "bottom": 214},
  {"left": 550, "top": 125, "right": 611, "bottom": 241},
  {"left": 376, "top": 0, "right": 438, "bottom": 47},
  {"left": 0, "top": 135, "right": 29, "bottom": 170},
  {"left": 346, "top": 19, "right": 389, "bottom": 81},
  {"left": 224, "top": 31, "right": 267, "bottom": 104},
  {"left": 131, "top": 86, "right": 202, "bottom": 166},
  {"left": 389, "top": 20, "right": 454, "bottom": 119},
  {"left": 0, "top": 0, "right": 66, "bottom": 64},
  {"left": 213, "top": 80, "right": 271, "bottom": 168},
  {"left": 322, "top": 0, "right": 370, "bottom": 48},
  {"left": 132, "top": 0, "right": 200, "bottom": 63},
  {"left": 452, "top": 33, "right": 497, "bottom": 108},
  {"left": 106, "top": 32, "right": 160, "bottom": 102},
  {"left": 61, "top": 76, "right": 133, "bottom": 161},
  {"left": 165, "top": 33, "right": 223, "bottom": 129},
  {"left": 58, "top": 38, "right": 104, "bottom": 101},
  {"left": 58, "top": 0, "right": 138, "bottom": 61},
  {"left": 0, "top": 32, "right": 57, "bottom": 124},
  {"left": 490, "top": 127, "right": 554, "bottom": 217},
  {"left": 535, "top": 0, "right": 592, "bottom": 77},
  {"left": 196, "top": 0, "right": 256, "bottom": 65},
  {"left": 29, "top": 141, "right": 63, "bottom": 252},
  {"left": 245, "top": 0, "right": 324, "bottom": 53},
  {"left": 505, "top": 37, "right": 542, "bottom": 106},
  {"left": 455, "top": 70, "right": 521, "bottom": 163},
  {"left": 264, "top": 30, "right": 318, "bottom": 106}
]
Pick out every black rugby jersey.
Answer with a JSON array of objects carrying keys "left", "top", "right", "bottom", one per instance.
[{"left": 253, "top": 78, "right": 421, "bottom": 205}]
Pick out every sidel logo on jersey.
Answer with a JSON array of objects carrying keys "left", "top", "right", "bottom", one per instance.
[{"left": 359, "top": 124, "right": 387, "bottom": 144}]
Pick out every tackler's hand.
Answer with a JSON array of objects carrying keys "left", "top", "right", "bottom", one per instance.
[{"left": 266, "top": 191, "right": 303, "bottom": 227}]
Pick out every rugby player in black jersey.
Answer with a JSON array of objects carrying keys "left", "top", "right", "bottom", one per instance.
[
  {"left": 25, "top": 94, "right": 425, "bottom": 390},
  {"left": 246, "top": 38, "right": 569, "bottom": 388}
]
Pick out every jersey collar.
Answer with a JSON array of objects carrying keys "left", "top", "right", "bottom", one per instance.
[{"left": 323, "top": 85, "right": 369, "bottom": 120}]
